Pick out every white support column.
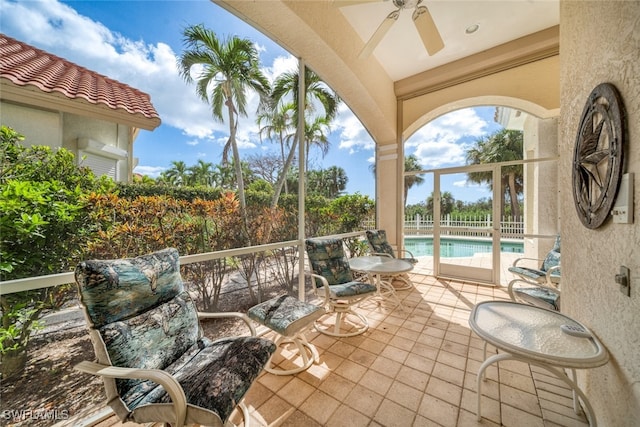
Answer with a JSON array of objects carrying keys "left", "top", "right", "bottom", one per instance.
[{"left": 297, "top": 58, "right": 307, "bottom": 301}]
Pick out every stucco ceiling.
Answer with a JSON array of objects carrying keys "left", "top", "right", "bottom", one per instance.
[{"left": 338, "top": 0, "right": 559, "bottom": 80}]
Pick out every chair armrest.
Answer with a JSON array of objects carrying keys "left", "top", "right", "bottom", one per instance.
[
  {"left": 74, "top": 361, "right": 188, "bottom": 427},
  {"left": 397, "top": 249, "right": 416, "bottom": 259},
  {"left": 198, "top": 312, "right": 256, "bottom": 336},
  {"left": 511, "top": 257, "right": 544, "bottom": 267},
  {"left": 305, "top": 271, "right": 331, "bottom": 303},
  {"left": 545, "top": 264, "right": 561, "bottom": 285}
]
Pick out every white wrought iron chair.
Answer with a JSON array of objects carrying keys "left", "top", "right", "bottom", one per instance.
[{"left": 73, "top": 248, "right": 275, "bottom": 427}]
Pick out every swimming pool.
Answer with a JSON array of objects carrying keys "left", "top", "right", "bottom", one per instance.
[{"left": 404, "top": 237, "right": 524, "bottom": 258}]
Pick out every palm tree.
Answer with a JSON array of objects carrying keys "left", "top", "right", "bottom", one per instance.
[
  {"left": 304, "top": 116, "right": 331, "bottom": 171},
  {"left": 178, "top": 24, "right": 270, "bottom": 220},
  {"left": 188, "top": 159, "right": 215, "bottom": 187},
  {"left": 266, "top": 66, "right": 340, "bottom": 208},
  {"left": 162, "top": 160, "right": 189, "bottom": 186},
  {"left": 370, "top": 154, "right": 425, "bottom": 206},
  {"left": 404, "top": 154, "right": 425, "bottom": 206},
  {"left": 257, "top": 102, "right": 296, "bottom": 192},
  {"left": 466, "top": 129, "right": 524, "bottom": 218}
]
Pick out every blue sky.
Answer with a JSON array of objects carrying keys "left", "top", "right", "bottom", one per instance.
[{"left": 1, "top": 0, "right": 502, "bottom": 205}]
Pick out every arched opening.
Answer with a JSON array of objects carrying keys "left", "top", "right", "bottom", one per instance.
[{"left": 401, "top": 101, "right": 559, "bottom": 285}]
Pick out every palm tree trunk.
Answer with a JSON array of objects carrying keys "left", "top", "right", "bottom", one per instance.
[
  {"left": 508, "top": 172, "right": 521, "bottom": 218},
  {"left": 271, "top": 130, "right": 299, "bottom": 208},
  {"left": 227, "top": 100, "right": 249, "bottom": 238}
]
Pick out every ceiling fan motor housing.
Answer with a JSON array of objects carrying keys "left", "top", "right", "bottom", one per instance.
[{"left": 394, "top": 0, "right": 422, "bottom": 9}]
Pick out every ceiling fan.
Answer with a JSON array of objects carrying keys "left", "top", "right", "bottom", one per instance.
[{"left": 336, "top": 0, "right": 444, "bottom": 59}]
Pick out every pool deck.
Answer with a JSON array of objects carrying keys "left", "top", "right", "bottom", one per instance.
[{"left": 413, "top": 252, "right": 525, "bottom": 287}]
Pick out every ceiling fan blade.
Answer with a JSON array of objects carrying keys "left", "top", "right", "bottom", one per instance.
[
  {"left": 332, "top": 0, "right": 383, "bottom": 7},
  {"left": 413, "top": 6, "right": 444, "bottom": 56},
  {"left": 359, "top": 10, "right": 400, "bottom": 59}
]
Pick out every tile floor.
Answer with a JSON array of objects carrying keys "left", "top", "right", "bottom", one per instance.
[
  {"left": 236, "top": 273, "right": 589, "bottom": 427},
  {"left": 90, "top": 272, "right": 590, "bottom": 427}
]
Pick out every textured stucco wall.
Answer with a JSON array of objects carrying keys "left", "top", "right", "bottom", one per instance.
[
  {"left": 1, "top": 102, "right": 62, "bottom": 147},
  {"left": 559, "top": 1, "right": 640, "bottom": 424},
  {"left": 63, "top": 113, "right": 131, "bottom": 181}
]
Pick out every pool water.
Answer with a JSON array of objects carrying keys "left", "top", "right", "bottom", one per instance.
[{"left": 405, "top": 237, "right": 523, "bottom": 258}]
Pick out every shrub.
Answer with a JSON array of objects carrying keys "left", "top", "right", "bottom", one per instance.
[{"left": 0, "top": 125, "right": 110, "bottom": 378}]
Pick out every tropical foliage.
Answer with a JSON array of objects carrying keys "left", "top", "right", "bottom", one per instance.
[
  {"left": 466, "top": 129, "right": 524, "bottom": 217},
  {"left": 0, "top": 126, "right": 111, "bottom": 377}
]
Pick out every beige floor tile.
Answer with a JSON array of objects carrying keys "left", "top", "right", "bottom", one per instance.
[
  {"left": 279, "top": 409, "right": 322, "bottom": 427},
  {"left": 344, "top": 383, "right": 384, "bottom": 416},
  {"left": 254, "top": 394, "right": 295, "bottom": 426},
  {"left": 278, "top": 377, "right": 316, "bottom": 407},
  {"left": 501, "top": 403, "right": 545, "bottom": 427},
  {"left": 418, "top": 394, "right": 460, "bottom": 427},
  {"left": 373, "top": 398, "right": 417, "bottom": 427},
  {"left": 298, "top": 390, "right": 340, "bottom": 425},
  {"left": 386, "top": 380, "right": 424, "bottom": 411},
  {"left": 370, "top": 355, "right": 402, "bottom": 378},
  {"left": 426, "top": 376, "right": 463, "bottom": 406},
  {"left": 431, "top": 361, "right": 465, "bottom": 386},
  {"left": 358, "top": 369, "right": 394, "bottom": 395},
  {"left": 318, "top": 373, "right": 356, "bottom": 401},
  {"left": 500, "top": 383, "right": 542, "bottom": 417},
  {"left": 326, "top": 404, "right": 371, "bottom": 427},
  {"left": 334, "top": 359, "right": 368, "bottom": 383},
  {"left": 396, "top": 365, "right": 430, "bottom": 392},
  {"left": 349, "top": 347, "right": 377, "bottom": 367}
]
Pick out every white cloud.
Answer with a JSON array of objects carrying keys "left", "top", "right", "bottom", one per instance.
[
  {"left": 133, "top": 165, "right": 165, "bottom": 178},
  {"left": 336, "top": 104, "right": 375, "bottom": 153},
  {"left": 406, "top": 108, "right": 490, "bottom": 169}
]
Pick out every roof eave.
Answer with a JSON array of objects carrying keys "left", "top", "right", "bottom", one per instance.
[{"left": 0, "top": 80, "right": 161, "bottom": 131}]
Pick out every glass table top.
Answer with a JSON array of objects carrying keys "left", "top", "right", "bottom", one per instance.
[
  {"left": 349, "top": 256, "right": 414, "bottom": 274},
  {"left": 469, "top": 301, "right": 608, "bottom": 368}
]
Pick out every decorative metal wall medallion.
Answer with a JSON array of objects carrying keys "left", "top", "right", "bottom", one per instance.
[{"left": 572, "top": 83, "right": 626, "bottom": 229}]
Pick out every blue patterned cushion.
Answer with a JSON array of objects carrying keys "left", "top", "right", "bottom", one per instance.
[
  {"left": 123, "top": 336, "right": 276, "bottom": 423},
  {"left": 328, "top": 281, "right": 377, "bottom": 298},
  {"left": 508, "top": 266, "right": 547, "bottom": 282},
  {"left": 75, "top": 248, "right": 183, "bottom": 328},
  {"left": 248, "top": 295, "right": 325, "bottom": 336},
  {"left": 366, "top": 230, "right": 395, "bottom": 257},
  {"left": 542, "top": 249, "right": 561, "bottom": 275},
  {"left": 305, "top": 238, "right": 354, "bottom": 286},
  {"left": 514, "top": 287, "right": 560, "bottom": 311}
]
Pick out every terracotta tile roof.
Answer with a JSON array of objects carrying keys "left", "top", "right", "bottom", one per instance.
[{"left": 0, "top": 34, "right": 160, "bottom": 126}]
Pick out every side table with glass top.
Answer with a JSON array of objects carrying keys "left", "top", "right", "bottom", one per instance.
[
  {"left": 469, "top": 301, "right": 608, "bottom": 427},
  {"left": 348, "top": 255, "right": 413, "bottom": 310}
]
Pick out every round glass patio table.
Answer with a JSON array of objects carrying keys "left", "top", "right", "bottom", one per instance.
[
  {"left": 348, "top": 255, "right": 413, "bottom": 310},
  {"left": 469, "top": 300, "right": 608, "bottom": 426}
]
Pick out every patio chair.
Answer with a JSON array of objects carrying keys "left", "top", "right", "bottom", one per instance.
[
  {"left": 507, "top": 235, "right": 561, "bottom": 310},
  {"left": 73, "top": 248, "right": 276, "bottom": 427},
  {"left": 365, "top": 229, "right": 418, "bottom": 289},
  {"left": 305, "top": 237, "right": 378, "bottom": 337}
]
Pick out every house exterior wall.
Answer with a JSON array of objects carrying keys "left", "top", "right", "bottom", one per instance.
[
  {"left": 1, "top": 101, "right": 62, "bottom": 148},
  {"left": 559, "top": 1, "right": 640, "bottom": 425},
  {"left": 1, "top": 100, "right": 132, "bottom": 182},
  {"left": 63, "top": 113, "right": 131, "bottom": 181}
]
